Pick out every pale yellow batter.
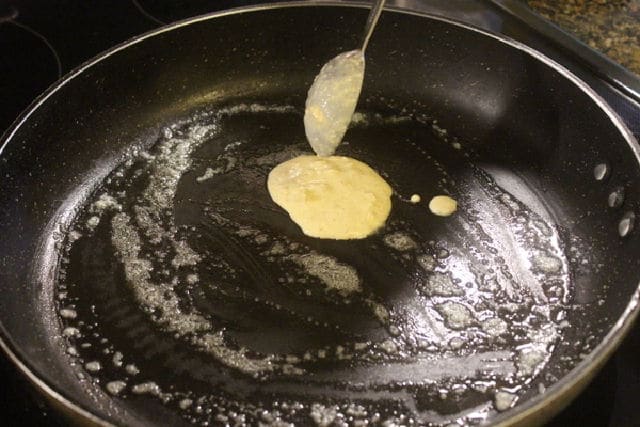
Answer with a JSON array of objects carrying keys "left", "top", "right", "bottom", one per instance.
[
  {"left": 429, "top": 195, "right": 457, "bottom": 217},
  {"left": 267, "top": 155, "right": 392, "bottom": 239},
  {"left": 304, "top": 50, "right": 365, "bottom": 157}
]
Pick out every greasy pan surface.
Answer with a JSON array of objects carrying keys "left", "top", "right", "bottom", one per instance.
[{"left": 0, "top": 2, "right": 639, "bottom": 426}]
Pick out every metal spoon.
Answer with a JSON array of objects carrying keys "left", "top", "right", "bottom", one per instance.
[
  {"left": 361, "top": 0, "right": 386, "bottom": 52},
  {"left": 304, "top": 0, "right": 386, "bottom": 157}
]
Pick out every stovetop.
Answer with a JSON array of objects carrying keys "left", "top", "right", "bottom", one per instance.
[{"left": 0, "top": 0, "right": 639, "bottom": 425}]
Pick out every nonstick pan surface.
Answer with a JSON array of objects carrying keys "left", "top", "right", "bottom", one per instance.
[{"left": 0, "top": 3, "right": 639, "bottom": 426}]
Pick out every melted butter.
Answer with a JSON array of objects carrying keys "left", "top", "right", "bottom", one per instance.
[{"left": 267, "top": 155, "right": 391, "bottom": 239}]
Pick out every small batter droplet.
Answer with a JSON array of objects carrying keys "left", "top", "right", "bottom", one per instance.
[{"left": 429, "top": 195, "right": 457, "bottom": 217}]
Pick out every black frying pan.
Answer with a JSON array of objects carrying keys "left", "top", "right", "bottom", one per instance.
[{"left": 1, "top": 2, "right": 639, "bottom": 426}]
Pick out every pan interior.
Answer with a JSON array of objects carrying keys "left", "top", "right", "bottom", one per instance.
[
  {"left": 0, "top": 4, "right": 633, "bottom": 427},
  {"left": 55, "top": 101, "right": 573, "bottom": 426}
]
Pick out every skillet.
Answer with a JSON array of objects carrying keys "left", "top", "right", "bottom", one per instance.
[{"left": 0, "top": 2, "right": 639, "bottom": 425}]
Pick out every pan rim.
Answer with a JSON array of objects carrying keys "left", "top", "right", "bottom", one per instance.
[{"left": 0, "top": 1, "right": 639, "bottom": 426}]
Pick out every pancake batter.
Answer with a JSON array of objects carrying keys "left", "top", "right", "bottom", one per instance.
[
  {"left": 304, "top": 50, "right": 365, "bottom": 157},
  {"left": 429, "top": 195, "right": 457, "bottom": 216},
  {"left": 267, "top": 155, "right": 392, "bottom": 239}
]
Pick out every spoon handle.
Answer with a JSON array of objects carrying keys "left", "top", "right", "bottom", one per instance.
[{"left": 361, "top": 0, "right": 386, "bottom": 52}]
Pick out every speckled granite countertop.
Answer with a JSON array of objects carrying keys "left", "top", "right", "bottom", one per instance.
[{"left": 527, "top": 0, "right": 640, "bottom": 74}]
